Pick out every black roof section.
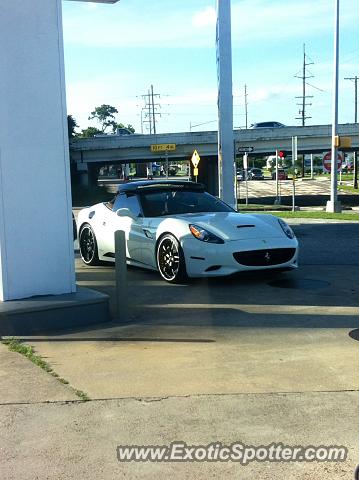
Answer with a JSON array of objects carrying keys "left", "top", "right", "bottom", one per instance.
[{"left": 117, "top": 180, "right": 205, "bottom": 194}]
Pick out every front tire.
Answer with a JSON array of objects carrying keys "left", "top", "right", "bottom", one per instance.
[
  {"left": 156, "top": 234, "right": 187, "bottom": 283},
  {"left": 79, "top": 223, "right": 100, "bottom": 266}
]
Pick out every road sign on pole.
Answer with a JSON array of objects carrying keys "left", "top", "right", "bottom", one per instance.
[
  {"left": 191, "top": 150, "right": 201, "bottom": 168},
  {"left": 292, "top": 136, "right": 298, "bottom": 212},
  {"left": 243, "top": 153, "right": 248, "bottom": 170},
  {"left": 323, "top": 151, "right": 343, "bottom": 172},
  {"left": 274, "top": 149, "right": 281, "bottom": 205},
  {"left": 237, "top": 146, "right": 254, "bottom": 154}
]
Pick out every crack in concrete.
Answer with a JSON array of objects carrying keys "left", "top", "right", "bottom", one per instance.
[{"left": 1, "top": 388, "right": 359, "bottom": 408}]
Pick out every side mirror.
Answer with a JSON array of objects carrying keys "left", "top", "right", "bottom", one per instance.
[{"left": 116, "top": 208, "right": 136, "bottom": 220}]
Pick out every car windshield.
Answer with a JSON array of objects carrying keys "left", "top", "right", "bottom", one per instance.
[{"left": 139, "top": 190, "right": 234, "bottom": 217}]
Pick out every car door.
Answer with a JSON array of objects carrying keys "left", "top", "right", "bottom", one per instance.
[
  {"left": 140, "top": 217, "right": 161, "bottom": 268},
  {"left": 101, "top": 193, "right": 146, "bottom": 263}
]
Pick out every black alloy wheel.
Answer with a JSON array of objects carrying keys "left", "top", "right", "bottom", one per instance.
[
  {"left": 156, "top": 234, "right": 187, "bottom": 283},
  {"left": 79, "top": 223, "right": 100, "bottom": 266}
]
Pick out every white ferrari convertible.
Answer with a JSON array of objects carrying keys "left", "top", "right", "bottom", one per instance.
[{"left": 77, "top": 180, "right": 299, "bottom": 282}]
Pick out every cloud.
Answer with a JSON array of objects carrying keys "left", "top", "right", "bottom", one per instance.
[
  {"left": 62, "top": 0, "right": 359, "bottom": 50},
  {"left": 167, "top": 89, "right": 217, "bottom": 106},
  {"left": 192, "top": 6, "right": 216, "bottom": 28},
  {"left": 82, "top": 3, "right": 98, "bottom": 11},
  {"left": 62, "top": 0, "right": 359, "bottom": 130},
  {"left": 246, "top": 84, "right": 300, "bottom": 105}
]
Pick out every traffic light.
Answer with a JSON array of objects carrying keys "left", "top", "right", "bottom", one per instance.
[{"left": 279, "top": 150, "right": 287, "bottom": 159}]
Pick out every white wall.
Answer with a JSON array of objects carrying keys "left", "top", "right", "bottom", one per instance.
[{"left": 0, "top": 0, "right": 75, "bottom": 300}]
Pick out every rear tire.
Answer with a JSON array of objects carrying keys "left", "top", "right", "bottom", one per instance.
[
  {"left": 156, "top": 234, "right": 187, "bottom": 283},
  {"left": 79, "top": 223, "right": 101, "bottom": 266}
]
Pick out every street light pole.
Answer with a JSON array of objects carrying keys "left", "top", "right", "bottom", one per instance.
[
  {"left": 216, "top": 0, "right": 236, "bottom": 209},
  {"left": 326, "top": 0, "right": 341, "bottom": 212},
  {"left": 355, "top": 76, "right": 358, "bottom": 189}
]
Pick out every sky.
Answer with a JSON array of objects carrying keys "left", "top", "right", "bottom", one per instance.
[{"left": 62, "top": 0, "right": 359, "bottom": 135}]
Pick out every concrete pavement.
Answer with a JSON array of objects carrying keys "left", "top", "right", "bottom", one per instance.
[
  {"left": 1, "top": 220, "right": 359, "bottom": 479},
  {"left": 1, "top": 392, "right": 358, "bottom": 479},
  {"left": 17, "top": 260, "right": 359, "bottom": 400},
  {"left": 0, "top": 342, "right": 77, "bottom": 404}
]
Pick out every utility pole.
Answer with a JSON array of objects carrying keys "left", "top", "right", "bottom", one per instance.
[
  {"left": 344, "top": 75, "right": 358, "bottom": 189},
  {"left": 295, "top": 44, "right": 314, "bottom": 126},
  {"left": 244, "top": 84, "right": 248, "bottom": 129},
  {"left": 141, "top": 86, "right": 161, "bottom": 134},
  {"left": 150, "top": 85, "right": 157, "bottom": 135},
  {"left": 147, "top": 89, "right": 152, "bottom": 134}
]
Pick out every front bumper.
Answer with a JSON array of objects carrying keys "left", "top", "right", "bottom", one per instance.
[{"left": 182, "top": 237, "right": 299, "bottom": 278}]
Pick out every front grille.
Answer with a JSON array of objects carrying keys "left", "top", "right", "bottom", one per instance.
[{"left": 233, "top": 248, "right": 296, "bottom": 267}]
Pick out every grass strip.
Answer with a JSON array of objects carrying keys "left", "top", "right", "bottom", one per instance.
[
  {"left": 1, "top": 337, "right": 90, "bottom": 402},
  {"left": 249, "top": 211, "right": 359, "bottom": 221},
  {"left": 338, "top": 185, "right": 359, "bottom": 194}
]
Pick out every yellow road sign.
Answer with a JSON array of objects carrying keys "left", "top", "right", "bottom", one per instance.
[
  {"left": 150, "top": 144, "right": 176, "bottom": 152},
  {"left": 191, "top": 150, "right": 201, "bottom": 167},
  {"left": 193, "top": 167, "right": 199, "bottom": 177},
  {"left": 334, "top": 136, "right": 351, "bottom": 148}
]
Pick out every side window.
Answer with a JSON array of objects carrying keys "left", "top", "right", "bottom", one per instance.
[
  {"left": 112, "top": 193, "right": 127, "bottom": 212},
  {"left": 112, "top": 193, "right": 142, "bottom": 217},
  {"left": 126, "top": 194, "right": 142, "bottom": 217}
]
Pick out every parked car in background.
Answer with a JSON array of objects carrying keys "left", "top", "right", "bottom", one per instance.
[
  {"left": 249, "top": 121, "right": 285, "bottom": 129},
  {"left": 272, "top": 169, "right": 288, "bottom": 180},
  {"left": 236, "top": 169, "right": 246, "bottom": 181},
  {"left": 248, "top": 168, "right": 264, "bottom": 180}
]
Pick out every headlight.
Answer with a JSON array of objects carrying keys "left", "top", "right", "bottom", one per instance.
[
  {"left": 189, "top": 224, "right": 224, "bottom": 244},
  {"left": 278, "top": 218, "right": 295, "bottom": 239}
]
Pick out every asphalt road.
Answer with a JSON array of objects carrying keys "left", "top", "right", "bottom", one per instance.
[
  {"left": 291, "top": 221, "right": 359, "bottom": 266},
  {"left": 237, "top": 177, "right": 359, "bottom": 206}
]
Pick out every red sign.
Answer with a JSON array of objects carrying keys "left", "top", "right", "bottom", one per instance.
[{"left": 323, "top": 151, "right": 343, "bottom": 172}]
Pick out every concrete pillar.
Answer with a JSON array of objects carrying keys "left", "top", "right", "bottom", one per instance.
[
  {"left": 79, "top": 175, "right": 89, "bottom": 187},
  {"left": 0, "top": 0, "right": 75, "bottom": 300},
  {"left": 77, "top": 162, "right": 89, "bottom": 186},
  {"left": 88, "top": 164, "right": 99, "bottom": 187},
  {"left": 124, "top": 164, "right": 130, "bottom": 181},
  {"left": 216, "top": 0, "right": 236, "bottom": 208}
]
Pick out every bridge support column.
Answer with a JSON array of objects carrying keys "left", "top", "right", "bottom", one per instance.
[
  {"left": 76, "top": 163, "right": 98, "bottom": 187},
  {"left": 88, "top": 164, "right": 99, "bottom": 187},
  {"left": 78, "top": 163, "right": 89, "bottom": 186}
]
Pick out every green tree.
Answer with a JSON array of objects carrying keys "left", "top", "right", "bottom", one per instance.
[
  {"left": 67, "top": 115, "right": 78, "bottom": 139},
  {"left": 88, "top": 104, "right": 118, "bottom": 132},
  {"left": 79, "top": 126, "right": 102, "bottom": 138},
  {"left": 113, "top": 122, "right": 135, "bottom": 134}
]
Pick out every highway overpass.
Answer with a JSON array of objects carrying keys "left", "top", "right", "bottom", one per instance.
[{"left": 70, "top": 123, "right": 359, "bottom": 189}]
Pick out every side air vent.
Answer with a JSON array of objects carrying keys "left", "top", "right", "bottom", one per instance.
[{"left": 205, "top": 265, "right": 221, "bottom": 272}]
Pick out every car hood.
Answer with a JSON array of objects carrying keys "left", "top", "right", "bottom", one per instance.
[{"left": 174, "top": 212, "right": 284, "bottom": 241}]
